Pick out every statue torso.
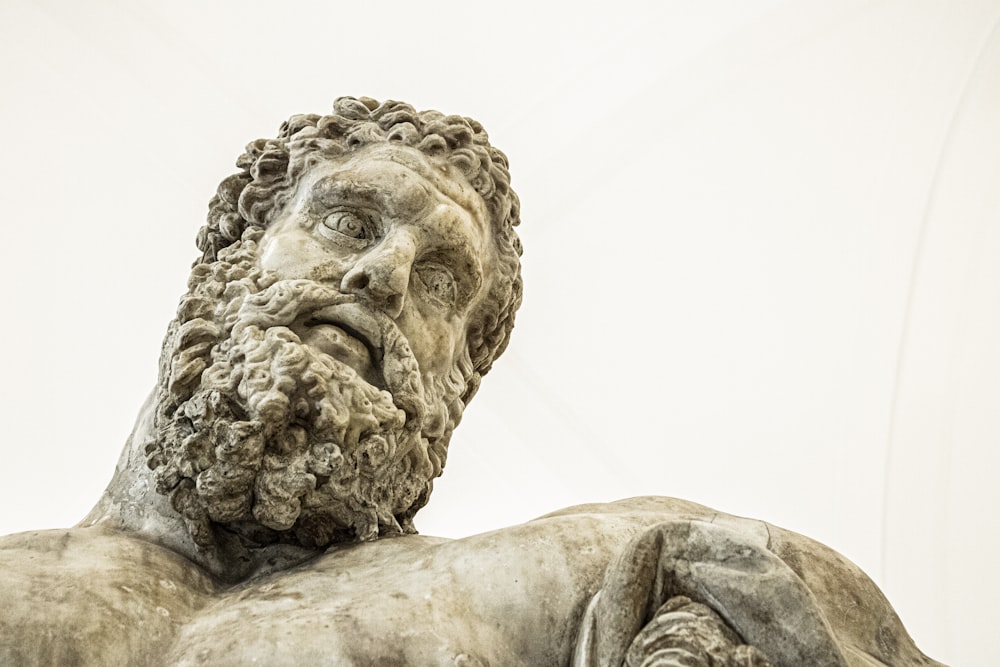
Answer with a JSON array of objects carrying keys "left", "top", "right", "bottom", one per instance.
[
  {"left": 0, "top": 498, "right": 936, "bottom": 666},
  {"left": 165, "top": 505, "right": 684, "bottom": 666}
]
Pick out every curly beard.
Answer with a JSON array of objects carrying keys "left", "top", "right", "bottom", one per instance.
[{"left": 144, "top": 231, "right": 469, "bottom": 549}]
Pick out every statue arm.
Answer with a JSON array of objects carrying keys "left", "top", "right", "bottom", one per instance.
[{"left": 571, "top": 520, "right": 851, "bottom": 667}]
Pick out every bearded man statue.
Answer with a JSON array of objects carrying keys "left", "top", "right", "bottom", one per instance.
[{"left": 0, "top": 98, "right": 944, "bottom": 667}]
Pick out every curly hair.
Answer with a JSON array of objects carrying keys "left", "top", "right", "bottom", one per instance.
[{"left": 195, "top": 97, "right": 523, "bottom": 399}]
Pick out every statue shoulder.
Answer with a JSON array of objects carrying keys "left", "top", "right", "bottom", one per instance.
[
  {"left": 0, "top": 525, "right": 217, "bottom": 666},
  {"left": 531, "top": 495, "right": 723, "bottom": 522}
]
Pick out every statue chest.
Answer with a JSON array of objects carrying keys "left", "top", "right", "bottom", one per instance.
[{"left": 163, "top": 530, "right": 614, "bottom": 666}]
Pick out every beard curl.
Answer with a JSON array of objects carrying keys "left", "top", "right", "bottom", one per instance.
[{"left": 146, "top": 232, "right": 465, "bottom": 550}]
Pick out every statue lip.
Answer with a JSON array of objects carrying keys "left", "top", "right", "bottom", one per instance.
[{"left": 297, "top": 302, "right": 387, "bottom": 388}]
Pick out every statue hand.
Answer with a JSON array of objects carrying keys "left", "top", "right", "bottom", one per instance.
[
  {"left": 571, "top": 520, "right": 849, "bottom": 667},
  {"left": 624, "top": 595, "right": 771, "bottom": 667}
]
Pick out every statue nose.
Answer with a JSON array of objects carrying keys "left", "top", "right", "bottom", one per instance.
[{"left": 340, "top": 233, "right": 416, "bottom": 319}]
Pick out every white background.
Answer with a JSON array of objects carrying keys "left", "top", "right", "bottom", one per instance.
[{"left": 2, "top": 2, "right": 998, "bottom": 664}]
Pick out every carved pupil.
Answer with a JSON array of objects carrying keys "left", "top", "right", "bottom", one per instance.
[
  {"left": 420, "top": 265, "right": 456, "bottom": 305},
  {"left": 325, "top": 212, "right": 367, "bottom": 239}
]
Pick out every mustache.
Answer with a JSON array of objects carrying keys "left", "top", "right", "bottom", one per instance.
[{"left": 231, "top": 279, "right": 426, "bottom": 426}]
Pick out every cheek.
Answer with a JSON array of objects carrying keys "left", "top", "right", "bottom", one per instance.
[
  {"left": 258, "top": 226, "right": 329, "bottom": 279},
  {"left": 400, "top": 309, "right": 465, "bottom": 376}
]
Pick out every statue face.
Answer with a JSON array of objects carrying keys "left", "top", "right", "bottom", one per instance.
[
  {"left": 258, "top": 143, "right": 495, "bottom": 389},
  {"left": 147, "top": 141, "right": 501, "bottom": 548}
]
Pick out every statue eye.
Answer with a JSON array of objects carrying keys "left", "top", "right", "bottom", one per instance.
[
  {"left": 415, "top": 263, "right": 457, "bottom": 308},
  {"left": 319, "top": 210, "right": 374, "bottom": 246}
]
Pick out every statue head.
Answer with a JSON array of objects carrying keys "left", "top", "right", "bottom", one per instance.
[{"left": 143, "top": 97, "right": 522, "bottom": 551}]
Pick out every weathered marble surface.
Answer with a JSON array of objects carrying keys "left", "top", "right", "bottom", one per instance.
[
  {"left": 0, "top": 495, "right": 941, "bottom": 666},
  {"left": 0, "top": 98, "right": 944, "bottom": 666}
]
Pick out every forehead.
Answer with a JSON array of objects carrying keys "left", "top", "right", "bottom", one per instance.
[{"left": 296, "top": 143, "right": 490, "bottom": 229}]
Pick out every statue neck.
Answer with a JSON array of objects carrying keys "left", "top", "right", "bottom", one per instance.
[{"left": 80, "top": 391, "right": 320, "bottom": 583}]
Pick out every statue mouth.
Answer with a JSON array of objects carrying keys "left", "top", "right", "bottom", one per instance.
[
  {"left": 262, "top": 289, "right": 424, "bottom": 426},
  {"left": 295, "top": 303, "right": 387, "bottom": 390}
]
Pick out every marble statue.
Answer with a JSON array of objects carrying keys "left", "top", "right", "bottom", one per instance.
[{"left": 0, "top": 97, "right": 944, "bottom": 666}]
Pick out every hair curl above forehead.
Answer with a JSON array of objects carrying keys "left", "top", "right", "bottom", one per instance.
[{"left": 196, "top": 97, "right": 523, "bottom": 390}]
